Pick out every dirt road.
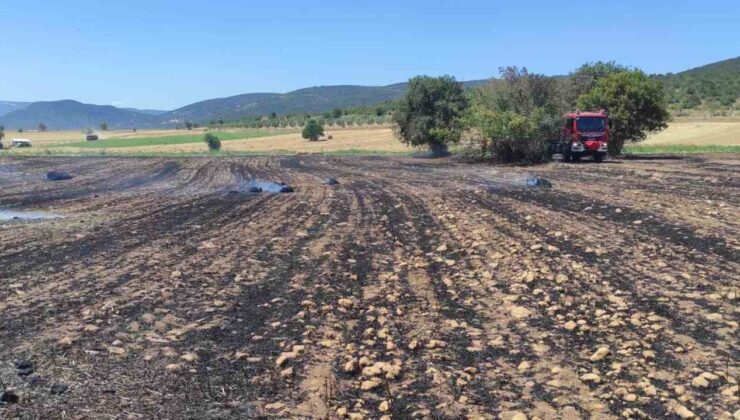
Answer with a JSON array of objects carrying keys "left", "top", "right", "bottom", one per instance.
[{"left": 0, "top": 156, "right": 737, "bottom": 419}]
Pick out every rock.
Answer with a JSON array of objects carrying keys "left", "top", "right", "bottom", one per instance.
[
  {"left": 426, "top": 339, "right": 447, "bottom": 349},
  {"left": 343, "top": 359, "right": 358, "bottom": 373},
  {"left": 674, "top": 405, "right": 695, "bottom": 419},
  {"left": 165, "top": 363, "right": 182, "bottom": 372},
  {"left": 360, "top": 379, "right": 381, "bottom": 391},
  {"left": 324, "top": 178, "right": 340, "bottom": 186},
  {"left": 47, "top": 171, "right": 73, "bottom": 181},
  {"left": 108, "top": 346, "right": 126, "bottom": 356},
  {"left": 338, "top": 298, "right": 354, "bottom": 308},
  {"left": 511, "top": 306, "right": 532, "bottom": 319},
  {"left": 623, "top": 393, "right": 637, "bottom": 402},
  {"left": 248, "top": 186, "right": 263, "bottom": 193},
  {"left": 517, "top": 361, "right": 531, "bottom": 371},
  {"left": 526, "top": 176, "right": 552, "bottom": 188},
  {"left": 379, "top": 400, "right": 390, "bottom": 412},
  {"left": 691, "top": 375, "right": 709, "bottom": 388},
  {"left": 50, "top": 384, "right": 69, "bottom": 395},
  {"left": 500, "top": 411, "right": 527, "bottom": 420},
  {"left": 170, "top": 271, "right": 182, "bottom": 278},
  {"left": 408, "top": 339, "right": 419, "bottom": 350},
  {"left": 590, "top": 346, "right": 610, "bottom": 362},
  {"left": 580, "top": 373, "right": 601, "bottom": 383},
  {"left": 180, "top": 353, "right": 198, "bottom": 362},
  {"left": 279, "top": 185, "right": 294, "bottom": 193},
  {"left": 280, "top": 367, "right": 294, "bottom": 378},
  {"left": 276, "top": 351, "right": 297, "bottom": 366},
  {"left": 0, "top": 391, "right": 19, "bottom": 404},
  {"left": 564, "top": 321, "right": 578, "bottom": 331}
]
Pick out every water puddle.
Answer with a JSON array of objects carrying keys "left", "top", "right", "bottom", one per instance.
[{"left": 0, "top": 209, "right": 63, "bottom": 221}]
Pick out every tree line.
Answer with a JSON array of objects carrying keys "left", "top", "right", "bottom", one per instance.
[{"left": 393, "top": 62, "right": 669, "bottom": 160}]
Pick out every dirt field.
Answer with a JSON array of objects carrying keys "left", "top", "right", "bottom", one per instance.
[{"left": 0, "top": 156, "right": 738, "bottom": 419}]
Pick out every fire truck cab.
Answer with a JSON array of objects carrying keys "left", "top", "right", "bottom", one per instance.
[{"left": 557, "top": 110, "right": 609, "bottom": 162}]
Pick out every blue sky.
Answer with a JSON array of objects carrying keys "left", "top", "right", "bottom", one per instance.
[{"left": 1, "top": 0, "right": 737, "bottom": 110}]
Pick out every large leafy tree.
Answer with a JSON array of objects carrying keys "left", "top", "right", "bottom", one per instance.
[
  {"left": 393, "top": 75, "right": 467, "bottom": 155},
  {"left": 561, "top": 61, "right": 627, "bottom": 108},
  {"left": 578, "top": 70, "right": 669, "bottom": 155}
]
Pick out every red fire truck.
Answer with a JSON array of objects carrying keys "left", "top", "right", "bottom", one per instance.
[{"left": 556, "top": 110, "right": 609, "bottom": 162}]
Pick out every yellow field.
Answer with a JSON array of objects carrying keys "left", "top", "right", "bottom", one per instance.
[
  {"left": 3, "top": 120, "right": 738, "bottom": 155},
  {"left": 642, "top": 121, "right": 740, "bottom": 146}
]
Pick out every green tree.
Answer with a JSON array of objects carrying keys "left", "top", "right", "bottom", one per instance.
[
  {"left": 302, "top": 119, "right": 324, "bottom": 141},
  {"left": 393, "top": 75, "right": 467, "bottom": 155},
  {"left": 38, "top": 122, "right": 48, "bottom": 132},
  {"left": 204, "top": 133, "right": 221, "bottom": 151},
  {"left": 185, "top": 121, "right": 194, "bottom": 130},
  {"left": 332, "top": 108, "right": 343, "bottom": 119},
  {"left": 562, "top": 61, "right": 627, "bottom": 108},
  {"left": 0, "top": 125, "right": 5, "bottom": 145},
  {"left": 577, "top": 70, "right": 669, "bottom": 155},
  {"left": 100, "top": 121, "right": 108, "bottom": 131}
]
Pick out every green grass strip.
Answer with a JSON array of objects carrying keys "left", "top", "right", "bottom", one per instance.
[
  {"left": 54, "top": 130, "right": 296, "bottom": 149},
  {"left": 623, "top": 144, "right": 740, "bottom": 154}
]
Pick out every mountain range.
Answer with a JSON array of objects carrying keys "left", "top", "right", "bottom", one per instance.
[{"left": 1, "top": 58, "right": 736, "bottom": 130}]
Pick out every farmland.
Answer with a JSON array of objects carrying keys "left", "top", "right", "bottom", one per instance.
[
  {"left": 0, "top": 154, "right": 737, "bottom": 418},
  {"left": 2, "top": 119, "right": 739, "bottom": 157}
]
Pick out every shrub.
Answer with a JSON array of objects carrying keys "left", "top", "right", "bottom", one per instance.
[
  {"left": 302, "top": 119, "right": 324, "bottom": 141},
  {"left": 204, "top": 133, "right": 221, "bottom": 151},
  {"left": 466, "top": 67, "right": 560, "bottom": 163}
]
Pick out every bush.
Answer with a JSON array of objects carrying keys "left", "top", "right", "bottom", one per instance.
[
  {"left": 204, "top": 133, "right": 221, "bottom": 151},
  {"left": 302, "top": 119, "right": 324, "bottom": 141},
  {"left": 466, "top": 67, "right": 560, "bottom": 163},
  {"left": 393, "top": 75, "right": 467, "bottom": 156}
]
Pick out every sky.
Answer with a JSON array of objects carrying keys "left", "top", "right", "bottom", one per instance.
[{"left": 1, "top": 0, "right": 737, "bottom": 110}]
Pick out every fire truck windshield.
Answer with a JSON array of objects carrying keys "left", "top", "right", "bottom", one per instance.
[{"left": 576, "top": 117, "right": 606, "bottom": 132}]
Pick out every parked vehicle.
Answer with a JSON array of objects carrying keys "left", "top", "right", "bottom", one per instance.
[
  {"left": 11, "top": 139, "right": 32, "bottom": 148},
  {"left": 554, "top": 110, "right": 609, "bottom": 162}
]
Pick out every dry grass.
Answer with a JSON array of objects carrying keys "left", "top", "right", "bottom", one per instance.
[{"left": 642, "top": 121, "right": 740, "bottom": 146}]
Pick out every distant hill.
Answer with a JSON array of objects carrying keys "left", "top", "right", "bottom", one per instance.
[
  {"left": 0, "top": 100, "right": 159, "bottom": 130},
  {"left": 655, "top": 57, "right": 739, "bottom": 109},
  {"left": 0, "top": 101, "right": 30, "bottom": 117},
  {"left": 0, "top": 80, "right": 487, "bottom": 129},
  {"left": 165, "top": 80, "right": 487, "bottom": 123}
]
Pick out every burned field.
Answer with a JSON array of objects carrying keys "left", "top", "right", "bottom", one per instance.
[{"left": 0, "top": 155, "right": 737, "bottom": 419}]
